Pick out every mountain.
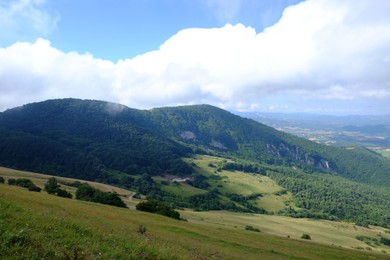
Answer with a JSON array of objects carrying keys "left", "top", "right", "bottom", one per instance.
[
  {"left": 148, "top": 105, "right": 390, "bottom": 186},
  {"left": 2, "top": 99, "right": 389, "bottom": 186},
  {"left": 0, "top": 99, "right": 192, "bottom": 185},
  {"left": 1, "top": 99, "right": 390, "bottom": 227}
]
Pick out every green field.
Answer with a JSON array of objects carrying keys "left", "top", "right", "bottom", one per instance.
[
  {"left": 184, "top": 155, "right": 295, "bottom": 212},
  {"left": 1, "top": 184, "right": 389, "bottom": 259}
]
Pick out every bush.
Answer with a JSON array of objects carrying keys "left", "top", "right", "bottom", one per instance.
[
  {"left": 76, "top": 183, "right": 127, "bottom": 208},
  {"left": 380, "top": 237, "right": 390, "bottom": 246},
  {"left": 56, "top": 188, "right": 73, "bottom": 198},
  {"left": 245, "top": 225, "right": 260, "bottom": 232},
  {"left": 0, "top": 176, "right": 4, "bottom": 184},
  {"left": 301, "top": 234, "right": 311, "bottom": 240},
  {"left": 136, "top": 200, "right": 180, "bottom": 220},
  {"left": 28, "top": 185, "right": 42, "bottom": 192},
  {"left": 44, "top": 177, "right": 72, "bottom": 198},
  {"left": 7, "top": 178, "right": 40, "bottom": 192},
  {"left": 44, "top": 177, "right": 60, "bottom": 194},
  {"left": 136, "top": 225, "right": 147, "bottom": 234}
]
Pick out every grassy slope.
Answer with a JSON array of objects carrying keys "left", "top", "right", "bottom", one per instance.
[
  {"left": 1, "top": 184, "right": 388, "bottom": 260},
  {"left": 0, "top": 166, "right": 132, "bottom": 199},
  {"left": 181, "top": 211, "right": 390, "bottom": 255},
  {"left": 186, "top": 155, "right": 295, "bottom": 212}
]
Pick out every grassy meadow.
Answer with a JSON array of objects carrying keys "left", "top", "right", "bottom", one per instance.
[
  {"left": 1, "top": 184, "right": 389, "bottom": 259},
  {"left": 185, "top": 155, "right": 295, "bottom": 212},
  {"left": 1, "top": 166, "right": 390, "bottom": 259}
]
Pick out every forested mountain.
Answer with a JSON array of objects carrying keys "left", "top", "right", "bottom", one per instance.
[
  {"left": 148, "top": 105, "right": 390, "bottom": 186},
  {"left": 0, "top": 99, "right": 192, "bottom": 184},
  {"left": 1, "top": 99, "right": 389, "bottom": 226},
  {"left": 1, "top": 98, "right": 390, "bottom": 185}
]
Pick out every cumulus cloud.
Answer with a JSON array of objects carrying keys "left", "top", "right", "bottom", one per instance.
[
  {"left": 1, "top": 0, "right": 390, "bottom": 113},
  {"left": 0, "top": 0, "right": 59, "bottom": 44}
]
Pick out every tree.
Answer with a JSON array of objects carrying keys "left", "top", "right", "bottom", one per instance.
[
  {"left": 44, "top": 177, "right": 60, "bottom": 194},
  {"left": 136, "top": 200, "right": 180, "bottom": 220},
  {"left": 76, "top": 183, "right": 127, "bottom": 208},
  {"left": 56, "top": 188, "right": 73, "bottom": 198},
  {"left": 0, "top": 176, "right": 4, "bottom": 184}
]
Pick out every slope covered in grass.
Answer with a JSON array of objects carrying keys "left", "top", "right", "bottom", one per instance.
[{"left": 1, "top": 184, "right": 388, "bottom": 259}]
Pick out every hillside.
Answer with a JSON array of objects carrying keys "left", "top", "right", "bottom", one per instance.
[
  {"left": 1, "top": 180, "right": 389, "bottom": 259},
  {"left": 1, "top": 98, "right": 389, "bottom": 185},
  {"left": 0, "top": 98, "right": 390, "bottom": 227}
]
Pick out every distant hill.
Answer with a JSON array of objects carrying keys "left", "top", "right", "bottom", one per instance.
[{"left": 1, "top": 99, "right": 389, "bottom": 186}]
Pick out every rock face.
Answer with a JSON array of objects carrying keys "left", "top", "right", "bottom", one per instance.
[
  {"left": 266, "top": 143, "right": 333, "bottom": 171},
  {"left": 180, "top": 131, "right": 197, "bottom": 140}
]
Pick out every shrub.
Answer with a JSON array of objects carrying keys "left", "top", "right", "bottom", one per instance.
[
  {"left": 7, "top": 178, "right": 16, "bottom": 185},
  {"left": 136, "top": 200, "right": 180, "bottom": 220},
  {"left": 28, "top": 185, "right": 42, "bottom": 192},
  {"left": 44, "top": 177, "right": 72, "bottom": 198},
  {"left": 76, "top": 183, "right": 127, "bottom": 208},
  {"left": 136, "top": 225, "right": 147, "bottom": 234},
  {"left": 245, "top": 225, "right": 260, "bottom": 232},
  {"left": 380, "top": 237, "right": 390, "bottom": 246},
  {"left": 7, "top": 178, "right": 40, "bottom": 192},
  {"left": 0, "top": 176, "right": 4, "bottom": 184},
  {"left": 56, "top": 188, "right": 73, "bottom": 198},
  {"left": 44, "top": 177, "right": 60, "bottom": 194},
  {"left": 301, "top": 234, "right": 311, "bottom": 240}
]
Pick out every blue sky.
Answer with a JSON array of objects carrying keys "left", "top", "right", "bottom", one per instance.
[
  {"left": 33, "top": 0, "right": 302, "bottom": 61},
  {"left": 1, "top": 0, "right": 390, "bottom": 115}
]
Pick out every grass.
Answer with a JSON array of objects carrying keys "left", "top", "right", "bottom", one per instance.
[
  {"left": 1, "top": 165, "right": 389, "bottom": 259},
  {"left": 180, "top": 210, "right": 390, "bottom": 255},
  {"left": 185, "top": 155, "right": 296, "bottom": 212},
  {"left": 2, "top": 185, "right": 389, "bottom": 259}
]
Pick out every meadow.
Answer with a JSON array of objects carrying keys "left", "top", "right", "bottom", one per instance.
[{"left": 1, "top": 166, "right": 390, "bottom": 259}]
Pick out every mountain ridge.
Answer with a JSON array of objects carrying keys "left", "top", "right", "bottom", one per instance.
[
  {"left": 1, "top": 98, "right": 390, "bottom": 227},
  {"left": 1, "top": 98, "right": 389, "bottom": 186}
]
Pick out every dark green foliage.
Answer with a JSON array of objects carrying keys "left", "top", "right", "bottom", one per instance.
[
  {"left": 222, "top": 162, "right": 266, "bottom": 175},
  {"left": 274, "top": 189, "right": 288, "bottom": 196},
  {"left": 189, "top": 191, "right": 225, "bottom": 211},
  {"left": 44, "top": 177, "right": 60, "bottom": 194},
  {"left": 270, "top": 170, "right": 390, "bottom": 228},
  {"left": 381, "top": 237, "right": 390, "bottom": 246},
  {"left": 188, "top": 174, "right": 210, "bottom": 189},
  {"left": 44, "top": 177, "right": 72, "bottom": 198},
  {"left": 28, "top": 185, "right": 42, "bottom": 192},
  {"left": 56, "top": 188, "right": 72, "bottom": 198},
  {"left": 1, "top": 99, "right": 390, "bottom": 226},
  {"left": 136, "top": 200, "right": 180, "bottom": 220},
  {"left": 245, "top": 225, "right": 260, "bottom": 232},
  {"left": 0, "top": 99, "right": 192, "bottom": 183},
  {"left": 7, "top": 178, "right": 40, "bottom": 192},
  {"left": 0, "top": 176, "right": 4, "bottom": 184},
  {"left": 76, "top": 183, "right": 127, "bottom": 208},
  {"left": 301, "top": 234, "right": 311, "bottom": 240}
]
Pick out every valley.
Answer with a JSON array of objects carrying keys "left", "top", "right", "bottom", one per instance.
[{"left": 242, "top": 112, "right": 390, "bottom": 158}]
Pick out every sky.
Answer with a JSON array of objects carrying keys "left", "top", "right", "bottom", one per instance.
[{"left": 1, "top": 0, "right": 390, "bottom": 115}]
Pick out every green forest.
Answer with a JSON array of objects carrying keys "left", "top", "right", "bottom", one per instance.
[{"left": 0, "top": 98, "right": 389, "bottom": 227}]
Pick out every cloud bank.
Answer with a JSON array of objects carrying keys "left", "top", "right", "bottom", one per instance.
[{"left": 1, "top": 0, "right": 390, "bottom": 113}]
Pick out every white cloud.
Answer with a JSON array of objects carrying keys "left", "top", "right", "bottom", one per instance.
[
  {"left": 0, "top": 0, "right": 59, "bottom": 44},
  {"left": 1, "top": 0, "right": 390, "bottom": 114}
]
